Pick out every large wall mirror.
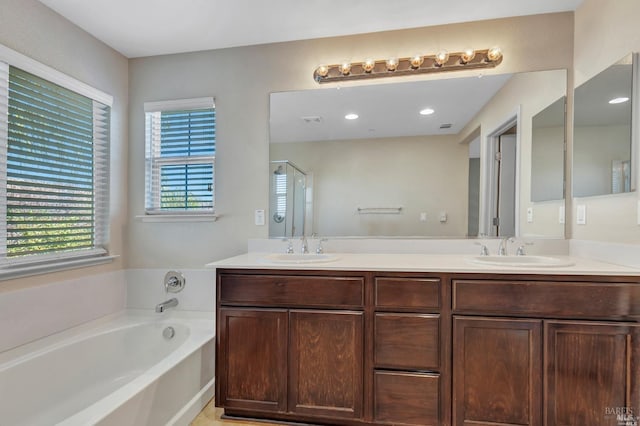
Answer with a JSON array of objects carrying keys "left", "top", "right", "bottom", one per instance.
[
  {"left": 573, "top": 53, "right": 636, "bottom": 197},
  {"left": 269, "top": 69, "right": 567, "bottom": 239}
]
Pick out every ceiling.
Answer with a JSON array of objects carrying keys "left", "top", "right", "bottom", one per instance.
[{"left": 39, "top": 0, "right": 583, "bottom": 58}]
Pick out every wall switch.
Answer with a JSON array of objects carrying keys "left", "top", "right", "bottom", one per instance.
[
  {"left": 559, "top": 205, "right": 565, "bottom": 224},
  {"left": 254, "top": 209, "right": 265, "bottom": 226},
  {"left": 526, "top": 207, "right": 533, "bottom": 223},
  {"left": 576, "top": 205, "right": 586, "bottom": 225},
  {"left": 420, "top": 212, "right": 427, "bottom": 222},
  {"left": 439, "top": 211, "right": 448, "bottom": 223}
]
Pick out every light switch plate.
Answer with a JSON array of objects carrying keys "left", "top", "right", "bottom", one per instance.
[
  {"left": 576, "top": 204, "right": 586, "bottom": 225},
  {"left": 439, "top": 211, "right": 447, "bottom": 223},
  {"left": 420, "top": 212, "right": 427, "bottom": 222},
  {"left": 254, "top": 209, "right": 265, "bottom": 226},
  {"left": 559, "top": 205, "right": 565, "bottom": 224}
]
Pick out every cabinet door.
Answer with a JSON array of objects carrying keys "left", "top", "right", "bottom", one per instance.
[
  {"left": 289, "top": 310, "right": 364, "bottom": 419},
  {"left": 545, "top": 321, "right": 640, "bottom": 426},
  {"left": 453, "top": 316, "right": 542, "bottom": 426},
  {"left": 218, "top": 308, "right": 288, "bottom": 412}
]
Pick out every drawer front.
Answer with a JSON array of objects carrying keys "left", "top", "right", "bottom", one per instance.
[
  {"left": 375, "top": 313, "right": 440, "bottom": 370},
  {"left": 375, "top": 277, "right": 441, "bottom": 310},
  {"left": 453, "top": 279, "right": 640, "bottom": 320},
  {"left": 219, "top": 274, "right": 364, "bottom": 308},
  {"left": 374, "top": 371, "right": 440, "bottom": 426}
]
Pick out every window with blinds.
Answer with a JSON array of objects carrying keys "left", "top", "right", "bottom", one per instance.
[
  {"left": 0, "top": 63, "right": 111, "bottom": 265},
  {"left": 144, "top": 98, "right": 215, "bottom": 214}
]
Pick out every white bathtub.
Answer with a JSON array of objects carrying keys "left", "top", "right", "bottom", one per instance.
[{"left": 0, "top": 310, "right": 215, "bottom": 426}]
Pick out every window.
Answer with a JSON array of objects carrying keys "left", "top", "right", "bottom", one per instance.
[
  {"left": 0, "top": 48, "right": 112, "bottom": 271},
  {"left": 144, "top": 98, "right": 215, "bottom": 216}
]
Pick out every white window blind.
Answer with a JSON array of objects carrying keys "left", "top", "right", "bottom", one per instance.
[
  {"left": 144, "top": 98, "right": 215, "bottom": 214},
  {"left": 0, "top": 63, "right": 110, "bottom": 266}
]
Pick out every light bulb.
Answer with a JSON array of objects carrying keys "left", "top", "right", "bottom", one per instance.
[
  {"left": 487, "top": 46, "right": 502, "bottom": 62},
  {"left": 419, "top": 108, "right": 435, "bottom": 116},
  {"left": 315, "top": 65, "right": 329, "bottom": 77},
  {"left": 386, "top": 57, "right": 399, "bottom": 71},
  {"left": 434, "top": 50, "right": 449, "bottom": 67},
  {"left": 410, "top": 54, "right": 424, "bottom": 69},
  {"left": 460, "top": 48, "right": 476, "bottom": 64},
  {"left": 362, "top": 58, "right": 375, "bottom": 73},
  {"left": 339, "top": 62, "right": 352, "bottom": 75},
  {"left": 345, "top": 113, "right": 359, "bottom": 120}
]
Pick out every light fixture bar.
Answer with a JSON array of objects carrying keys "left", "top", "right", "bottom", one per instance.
[{"left": 314, "top": 48, "right": 503, "bottom": 84}]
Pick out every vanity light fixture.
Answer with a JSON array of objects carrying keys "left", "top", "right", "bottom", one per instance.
[
  {"left": 609, "top": 96, "right": 630, "bottom": 104},
  {"left": 314, "top": 47, "right": 503, "bottom": 83},
  {"left": 419, "top": 108, "right": 435, "bottom": 116},
  {"left": 345, "top": 113, "right": 359, "bottom": 120}
]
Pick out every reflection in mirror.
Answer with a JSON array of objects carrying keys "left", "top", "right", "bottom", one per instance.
[
  {"left": 268, "top": 160, "right": 308, "bottom": 238},
  {"left": 269, "top": 69, "right": 567, "bottom": 239},
  {"left": 531, "top": 96, "right": 566, "bottom": 202},
  {"left": 573, "top": 53, "right": 635, "bottom": 197}
]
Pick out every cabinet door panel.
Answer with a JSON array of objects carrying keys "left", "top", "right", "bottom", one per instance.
[
  {"left": 374, "top": 371, "right": 440, "bottom": 425},
  {"left": 453, "top": 316, "right": 542, "bottom": 426},
  {"left": 375, "top": 313, "right": 440, "bottom": 370},
  {"left": 218, "top": 308, "right": 287, "bottom": 412},
  {"left": 289, "top": 310, "right": 364, "bottom": 419},
  {"left": 545, "top": 321, "right": 640, "bottom": 426}
]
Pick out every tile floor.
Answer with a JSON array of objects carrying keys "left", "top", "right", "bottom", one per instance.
[{"left": 190, "top": 399, "right": 281, "bottom": 426}]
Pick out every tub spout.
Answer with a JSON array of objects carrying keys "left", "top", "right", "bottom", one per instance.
[{"left": 155, "top": 298, "right": 178, "bottom": 313}]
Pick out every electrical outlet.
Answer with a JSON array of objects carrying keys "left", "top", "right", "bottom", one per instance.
[
  {"left": 439, "top": 211, "right": 447, "bottom": 223},
  {"left": 576, "top": 205, "right": 586, "bottom": 225},
  {"left": 420, "top": 212, "right": 427, "bottom": 222},
  {"left": 526, "top": 207, "right": 533, "bottom": 223}
]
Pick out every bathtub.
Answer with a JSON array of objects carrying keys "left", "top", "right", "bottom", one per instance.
[{"left": 0, "top": 310, "right": 215, "bottom": 426}]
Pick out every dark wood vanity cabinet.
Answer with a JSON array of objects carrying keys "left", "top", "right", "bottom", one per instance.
[
  {"left": 452, "top": 277, "right": 640, "bottom": 426},
  {"left": 216, "top": 270, "right": 366, "bottom": 424},
  {"left": 217, "top": 269, "right": 640, "bottom": 426}
]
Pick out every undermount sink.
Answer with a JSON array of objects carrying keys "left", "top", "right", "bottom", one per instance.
[
  {"left": 470, "top": 255, "right": 574, "bottom": 268},
  {"left": 263, "top": 253, "right": 340, "bottom": 264}
]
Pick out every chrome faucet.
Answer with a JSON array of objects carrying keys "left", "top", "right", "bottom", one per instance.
[
  {"left": 155, "top": 297, "right": 178, "bottom": 313},
  {"left": 300, "top": 236, "right": 309, "bottom": 254},
  {"left": 498, "top": 237, "right": 514, "bottom": 256}
]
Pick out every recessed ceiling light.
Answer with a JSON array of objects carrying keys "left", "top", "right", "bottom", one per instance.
[
  {"left": 609, "top": 97, "right": 629, "bottom": 104},
  {"left": 419, "top": 108, "right": 435, "bottom": 116},
  {"left": 345, "top": 113, "right": 359, "bottom": 120}
]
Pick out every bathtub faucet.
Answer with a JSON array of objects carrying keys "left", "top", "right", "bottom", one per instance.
[{"left": 155, "top": 297, "right": 178, "bottom": 313}]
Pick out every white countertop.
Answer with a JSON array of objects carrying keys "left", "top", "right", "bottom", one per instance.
[{"left": 207, "top": 252, "right": 640, "bottom": 276}]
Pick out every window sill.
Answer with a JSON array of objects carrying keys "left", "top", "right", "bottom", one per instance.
[
  {"left": 0, "top": 255, "right": 118, "bottom": 281},
  {"left": 137, "top": 214, "right": 219, "bottom": 223}
]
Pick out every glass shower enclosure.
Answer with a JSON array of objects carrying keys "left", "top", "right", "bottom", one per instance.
[{"left": 269, "top": 160, "right": 307, "bottom": 238}]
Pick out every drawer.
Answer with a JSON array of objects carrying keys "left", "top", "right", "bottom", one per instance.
[
  {"left": 374, "top": 371, "right": 440, "bottom": 426},
  {"left": 375, "top": 313, "right": 440, "bottom": 370},
  {"left": 453, "top": 279, "right": 640, "bottom": 320},
  {"left": 219, "top": 274, "right": 364, "bottom": 308},
  {"left": 375, "top": 277, "right": 440, "bottom": 310}
]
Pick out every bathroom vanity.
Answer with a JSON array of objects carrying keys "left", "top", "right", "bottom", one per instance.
[{"left": 213, "top": 254, "right": 640, "bottom": 426}]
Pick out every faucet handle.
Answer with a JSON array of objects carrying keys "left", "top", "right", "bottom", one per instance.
[
  {"left": 316, "top": 237, "right": 328, "bottom": 254},
  {"left": 474, "top": 242, "right": 490, "bottom": 256},
  {"left": 300, "top": 235, "right": 309, "bottom": 254},
  {"left": 515, "top": 242, "right": 534, "bottom": 256},
  {"left": 282, "top": 238, "right": 294, "bottom": 254}
]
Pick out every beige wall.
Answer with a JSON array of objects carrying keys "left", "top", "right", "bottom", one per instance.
[
  {"left": 0, "top": 0, "right": 129, "bottom": 291},
  {"left": 572, "top": 0, "right": 640, "bottom": 242},
  {"left": 128, "top": 13, "right": 574, "bottom": 267},
  {"left": 271, "top": 135, "right": 468, "bottom": 237}
]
